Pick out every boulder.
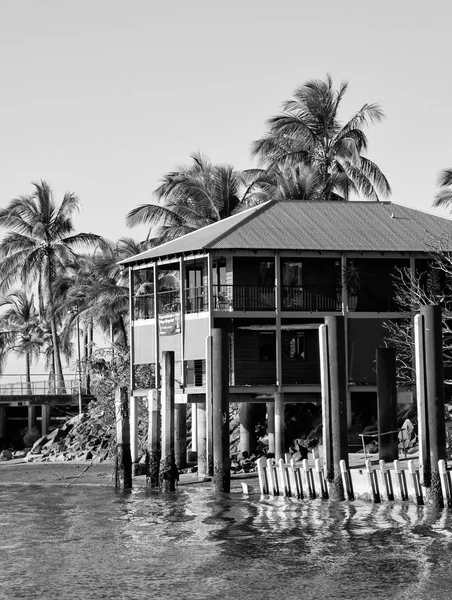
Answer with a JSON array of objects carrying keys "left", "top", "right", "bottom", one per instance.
[
  {"left": 0, "top": 449, "right": 13, "bottom": 461},
  {"left": 23, "top": 426, "right": 41, "bottom": 447}
]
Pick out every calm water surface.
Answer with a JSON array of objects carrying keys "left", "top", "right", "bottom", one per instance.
[{"left": 1, "top": 483, "right": 452, "bottom": 600}]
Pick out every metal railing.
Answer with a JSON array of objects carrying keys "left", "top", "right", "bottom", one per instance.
[
  {"left": 213, "top": 285, "right": 275, "bottom": 311},
  {"left": 184, "top": 286, "right": 208, "bottom": 313},
  {"left": 0, "top": 379, "right": 87, "bottom": 396},
  {"left": 282, "top": 285, "right": 341, "bottom": 311}
]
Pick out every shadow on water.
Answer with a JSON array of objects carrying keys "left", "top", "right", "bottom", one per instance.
[{"left": 2, "top": 484, "right": 452, "bottom": 599}]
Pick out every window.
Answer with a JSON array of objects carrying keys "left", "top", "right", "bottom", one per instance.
[
  {"left": 258, "top": 261, "right": 275, "bottom": 286},
  {"left": 282, "top": 331, "right": 306, "bottom": 360},
  {"left": 259, "top": 331, "right": 276, "bottom": 361},
  {"left": 282, "top": 260, "right": 303, "bottom": 286}
]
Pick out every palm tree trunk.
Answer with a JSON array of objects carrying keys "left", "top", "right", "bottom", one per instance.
[
  {"left": 45, "top": 254, "right": 65, "bottom": 393},
  {"left": 25, "top": 351, "right": 32, "bottom": 395}
]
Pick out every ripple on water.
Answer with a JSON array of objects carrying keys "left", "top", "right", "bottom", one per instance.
[{"left": 2, "top": 485, "right": 452, "bottom": 599}]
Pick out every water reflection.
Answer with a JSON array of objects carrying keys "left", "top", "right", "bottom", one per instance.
[{"left": 2, "top": 485, "right": 452, "bottom": 599}]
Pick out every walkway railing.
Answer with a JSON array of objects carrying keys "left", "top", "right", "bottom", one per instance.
[{"left": 0, "top": 379, "right": 86, "bottom": 396}]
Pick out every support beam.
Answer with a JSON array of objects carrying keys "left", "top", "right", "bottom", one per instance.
[
  {"left": 205, "top": 334, "right": 213, "bottom": 476},
  {"left": 146, "top": 389, "right": 160, "bottom": 488},
  {"left": 274, "top": 393, "right": 285, "bottom": 461},
  {"left": 129, "top": 395, "right": 139, "bottom": 475},
  {"left": 175, "top": 404, "right": 187, "bottom": 470},
  {"left": 41, "top": 404, "right": 50, "bottom": 436},
  {"left": 159, "top": 351, "right": 177, "bottom": 491},
  {"left": 421, "top": 304, "right": 446, "bottom": 507},
  {"left": 212, "top": 328, "right": 230, "bottom": 492},
  {"left": 319, "top": 324, "right": 333, "bottom": 481},
  {"left": 239, "top": 403, "right": 254, "bottom": 456},
  {"left": 267, "top": 402, "right": 275, "bottom": 455},
  {"left": 414, "top": 314, "right": 429, "bottom": 486},
  {"left": 197, "top": 401, "right": 208, "bottom": 479},
  {"left": 27, "top": 405, "right": 37, "bottom": 432},
  {"left": 326, "top": 316, "right": 348, "bottom": 500},
  {"left": 376, "top": 347, "right": 398, "bottom": 462},
  {"left": 115, "top": 387, "right": 132, "bottom": 489},
  {"left": 191, "top": 402, "right": 198, "bottom": 453}
]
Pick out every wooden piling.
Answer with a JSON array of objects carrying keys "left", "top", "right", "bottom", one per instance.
[
  {"left": 421, "top": 305, "right": 446, "bottom": 507},
  {"left": 376, "top": 347, "right": 398, "bottom": 462},
  {"left": 319, "top": 324, "right": 333, "bottom": 482},
  {"left": 159, "top": 351, "right": 177, "bottom": 492},
  {"left": 41, "top": 404, "right": 50, "bottom": 436},
  {"left": 115, "top": 387, "right": 132, "bottom": 489},
  {"left": 414, "top": 314, "right": 429, "bottom": 487},
  {"left": 326, "top": 316, "right": 348, "bottom": 500},
  {"left": 174, "top": 403, "right": 187, "bottom": 470},
  {"left": 212, "top": 328, "right": 230, "bottom": 492},
  {"left": 146, "top": 389, "right": 160, "bottom": 487},
  {"left": 239, "top": 402, "right": 253, "bottom": 456}
]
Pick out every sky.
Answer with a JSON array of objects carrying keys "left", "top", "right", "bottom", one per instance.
[{"left": 1, "top": 0, "right": 452, "bottom": 248}]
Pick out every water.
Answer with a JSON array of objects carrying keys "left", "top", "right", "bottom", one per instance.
[{"left": 1, "top": 484, "right": 452, "bottom": 600}]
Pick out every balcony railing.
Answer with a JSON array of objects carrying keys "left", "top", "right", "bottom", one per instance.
[
  {"left": 214, "top": 285, "right": 275, "bottom": 311},
  {"left": 184, "top": 286, "right": 208, "bottom": 314},
  {"left": 282, "top": 286, "right": 341, "bottom": 311}
]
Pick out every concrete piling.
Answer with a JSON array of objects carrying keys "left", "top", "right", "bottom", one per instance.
[
  {"left": 159, "top": 351, "right": 177, "bottom": 492},
  {"left": 325, "top": 316, "right": 348, "bottom": 500},
  {"left": 212, "top": 328, "right": 230, "bottom": 492},
  {"left": 146, "top": 389, "right": 160, "bottom": 488},
  {"left": 421, "top": 305, "right": 447, "bottom": 507},
  {"left": 175, "top": 403, "right": 187, "bottom": 470}
]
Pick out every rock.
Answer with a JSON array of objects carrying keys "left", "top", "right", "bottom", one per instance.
[
  {"left": 0, "top": 449, "right": 13, "bottom": 461},
  {"left": 23, "top": 426, "right": 41, "bottom": 447},
  {"left": 13, "top": 450, "right": 27, "bottom": 459},
  {"left": 30, "top": 436, "right": 48, "bottom": 454}
]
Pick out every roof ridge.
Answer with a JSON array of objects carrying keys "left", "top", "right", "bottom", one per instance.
[{"left": 206, "top": 200, "right": 275, "bottom": 247}]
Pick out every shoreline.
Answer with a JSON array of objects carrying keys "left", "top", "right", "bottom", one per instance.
[{"left": 0, "top": 459, "right": 259, "bottom": 490}]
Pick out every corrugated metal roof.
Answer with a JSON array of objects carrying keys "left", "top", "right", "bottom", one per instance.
[{"left": 120, "top": 200, "right": 452, "bottom": 265}]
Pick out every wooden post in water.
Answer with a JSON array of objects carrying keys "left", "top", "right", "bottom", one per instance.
[
  {"left": 325, "top": 316, "right": 348, "bottom": 500},
  {"left": 159, "top": 351, "right": 177, "bottom": 491},
  {"left": 376, "top": 347, "right": 398, "bottom": 462},
  {"left": 175, "top": 403, "right": 187, "bottom": 470},
  {"left": 129, "top": 395, "right": 139, "bottom": 476},
  {"left": 319, "top": 324, "right": 333, "bottom": 482},
  {"left": 414, "top": 314, "right": 429, "bottom": 487},
  {"left": 146, "top": 389, "right": 160, "bottom": 488},
  {"left": 197, "top": 400, "right": 208, "bottom": 479},
  {"left": 421, "top": 305, "right": 446, "bottom": 507},
  {"left": 205, "top": 335, "right": 214, "bottom": 476},
  {"left": 115, "top": 386, "right": 132, "bottom": 489},
  {"left": 212, "top": 327, "right": 230, "bottom": 492},
  {"left": 274, "top": 393, "right": 285, "bottom": 461}
]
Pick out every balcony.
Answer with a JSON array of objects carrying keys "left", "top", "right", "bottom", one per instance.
[
  {"left": 133, "top": 290, "right": 181, "bottom": 320},
  {"left": 282, "top": 285, "right": 341, "bottom": 312},
  {"left": 214, "top": 285, "right": 275, "bottom": 311}
]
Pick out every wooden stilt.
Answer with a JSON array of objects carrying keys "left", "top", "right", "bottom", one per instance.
[
  {"left": 41, "top": 404, "right": 50, "bottom": 436},
  {"left": 146, "top": 389, "right": 160, "bottom": 488},
  {"left": 239, "top": 402, "right": 253, "bottom": 456},
  {"left": 205, "top": 335, "right": 214, "bottom": 476},
  {"left": 414, "top": 314, "right": 429, "bottom": 487},
  {"left": 159, "top": 351, "right": 177, "bottom": 492},
  {"left": 212, "top": 328, "right": 230, "bottom": 492},
  {"left": 174, "top": 403, "right": 187, "bottom": 470},
  {"left": 421, "top": 305, "right": 446, "bottom": 507},
  {"left": 326, "top": 316, "right": 348, "bottom": 500},
  {"left": 115, "top": 387, "right": 132, "bottom": 489}
]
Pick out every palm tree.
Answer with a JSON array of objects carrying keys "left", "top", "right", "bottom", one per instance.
[
  {"left": 0, "top": 181, "right": 101, "bottom": 392},
  {"left": 0, "top": 290, "right": 43, "bottom": 392},
  {"left": 251, "top": 74, "right": 391, "bottom": 202},
  {"left": 126, "top": 153, "right": 245, "bottom": 244},
  {"left": 433, "top": 169, "right": 452, "bottom": 209}
]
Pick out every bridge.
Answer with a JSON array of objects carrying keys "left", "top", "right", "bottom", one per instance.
[{"left": 0, "top": 375, "right": 94, "bottom": 442}]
